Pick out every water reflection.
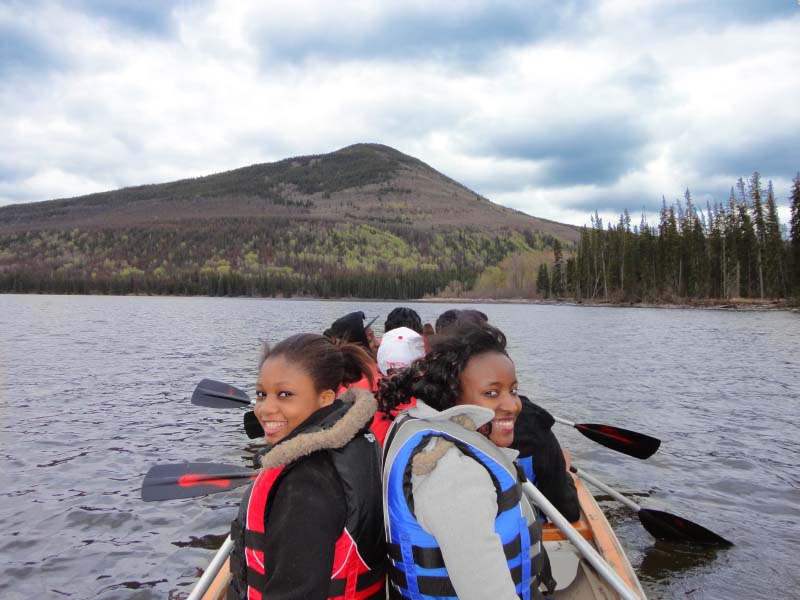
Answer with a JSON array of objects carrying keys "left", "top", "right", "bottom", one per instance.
[
  {"left": 172, "top": 532, "right": 229, "bottom": 549},
  {"left": 638, "top": 541, "right": 722, "bottom": 580}
]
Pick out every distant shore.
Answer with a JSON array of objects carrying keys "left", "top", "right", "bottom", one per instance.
[
  {"left": 418, "top": 296, "right": 799, "bottom": 312},
  {"left": 2, "top": 291, "right": 797, "bottom": 312}
]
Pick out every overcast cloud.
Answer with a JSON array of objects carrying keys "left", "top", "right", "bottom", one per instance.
[{"left": 1, "top": 0, "right": 798, "bottom": 227}]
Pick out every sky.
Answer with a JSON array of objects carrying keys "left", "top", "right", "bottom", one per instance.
[{"left": 1, "top": 0, "right": 799, "bottom": 227}]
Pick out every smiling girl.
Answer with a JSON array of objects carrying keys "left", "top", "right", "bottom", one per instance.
[
  {"left": 227, "top": 333, "right": 386, "bottom": 600},
  {"left": 378, "top": 323, "right": 549, "bottom": 600}
]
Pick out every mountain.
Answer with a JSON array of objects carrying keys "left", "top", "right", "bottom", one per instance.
[{"left": 0, "top": 143, "right": 578, "bottom": 298}]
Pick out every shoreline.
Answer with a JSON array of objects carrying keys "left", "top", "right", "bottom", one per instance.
[
  {"left": 419, "top": 296, "right": 799, "bottom": 312},
  {"left": 3, "top": 291, "right": 797, "bottom": 312}
]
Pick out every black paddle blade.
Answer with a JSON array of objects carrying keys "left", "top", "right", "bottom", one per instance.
[
  {"left": 638, "top": 508, "right": 733, "bottom": 546},
  {"left": 141, "top": 462, "right": 256, "bottom": 502},
  {"left": 192, "top": 378, "right": 250, "bottom": 408},
  {"left": 575, "top": 423, "right": 661, "bottom": 459},
  {"left": 244, "top": 411, "right": 265, "bottom": 439}
]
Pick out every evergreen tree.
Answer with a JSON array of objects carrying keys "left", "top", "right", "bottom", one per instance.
[
  {"left": 551, "top": 238, "right": 564, "bottom": 297},
  {"left": 735, "top": 179, "right": 758, "bottom": 297},
  {"left": 790, "top": 173, "right": 800, "bottom": 294},
  {"left": 536, "top": 263, "right": 550, "bottom": 298},
  {"left": 764, "top": 181, "right": 785, "bottom": 297},
  {"left": 749, "top": 172, "right": 766, "bottom": 298}
]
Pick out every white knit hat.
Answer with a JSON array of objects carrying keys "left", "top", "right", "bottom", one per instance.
[{"left": 377, "top": 327, "right": 426, "bottom": 376}]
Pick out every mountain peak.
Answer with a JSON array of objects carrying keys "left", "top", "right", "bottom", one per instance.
[{"left": 0, "top": 144, "right": 578, "bottom": 243}]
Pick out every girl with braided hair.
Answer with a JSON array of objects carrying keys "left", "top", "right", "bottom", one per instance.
[{"left": 379, "top": 323, "right": 550, "bottom": 600}]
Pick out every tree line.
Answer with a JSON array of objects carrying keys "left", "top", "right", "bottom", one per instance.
[
  {"left": 0, "top": 218, "right": 553, "bottom": 299},
  {"left": 535, "top": 172, "right": 800, "bottom": 302}
]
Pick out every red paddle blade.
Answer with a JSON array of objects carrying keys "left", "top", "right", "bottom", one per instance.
[
  {"left": 191, "top": 379, "right": 251, "bottom": 408},
  {"left": 639, "top": 508, "right": 733, "bottom": 546},
  {"left": 575, "top": 423, "right": 661, "bottom": 459},
  {"left": 142, "top": 462, "right": 256, "bottom": 502}
]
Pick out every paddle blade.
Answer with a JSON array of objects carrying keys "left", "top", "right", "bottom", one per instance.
[
  {"left": 192, "top": 379, "right": 251, "bottom": 408},
  {"left": 574, "top": 423, "right": 661, "bottom": 459},
  {"left": 244, "top": 410, "right": 265, "bottom": 439},
  {"left": 141, "top": 462, "right": 256, "bottom": 502},
  {"left": 639, "top": 508, "right": 733, "bottom": 546}
]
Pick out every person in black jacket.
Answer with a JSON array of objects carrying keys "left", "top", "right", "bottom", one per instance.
[
  {"left": 228, "top": 333, "right": 386, "bottom": 600},
  {"left": 512, "top": 396, "right": 580, "bottom": 522}
]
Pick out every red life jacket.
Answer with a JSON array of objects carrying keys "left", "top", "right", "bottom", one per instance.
[
  {"left": 231, "top": 394, "right": 386, "bottom": 600},
  {"left": 242, "top": 465, "right": 384, "bottom": 600},
  {"left": 370, "top": 398, "right": 417, "bottom": 446}
]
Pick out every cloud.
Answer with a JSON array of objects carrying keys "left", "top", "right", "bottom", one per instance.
[
  {"left": 477, "top": 116, "right": 650, "bottom": 186},
  {"left": 0, "top": 0, "right": 798, "bottom": 226},
  {"left": 245, "top": 1, "right": 594, "bottom": 67},
  {"left": 0, "top": 19, "right": 66, "bottom": 77},
  {"left": 72, "top": 0, "right": 180, "bottom": 35}
]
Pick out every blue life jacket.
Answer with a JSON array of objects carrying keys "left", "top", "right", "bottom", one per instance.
[
  {"left": 517, "top": 455, "right": 537, "bottom": 486},
  {"left": 382, "top": 410, "right": 545, "bottom": 600}
]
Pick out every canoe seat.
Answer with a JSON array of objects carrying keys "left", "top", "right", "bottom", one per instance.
[{"left": 541, "top": 518, "right": 592, "bottom": 542}]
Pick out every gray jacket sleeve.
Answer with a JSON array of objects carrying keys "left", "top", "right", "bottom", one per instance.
[{"left": 411, "top": 445, "right": 521, "bottom": 600}]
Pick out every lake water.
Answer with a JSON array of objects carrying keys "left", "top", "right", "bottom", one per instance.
[{"left": 1, "top": 295, "right": 798, "bottom": 599}]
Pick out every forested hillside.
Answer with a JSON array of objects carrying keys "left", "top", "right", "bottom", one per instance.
[{"left": 0, "top": 144, "right": 573, "bottom": 298}]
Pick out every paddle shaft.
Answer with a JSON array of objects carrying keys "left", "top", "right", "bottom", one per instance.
[
  {"left": 521, "top": 481, "right": 641, "bottom": 600},
  {"left": 187, "top": 535, "right": 234, "bottom": 600},
  {"left": 572, "top": 467, "right": 642, "bottom": 513},
  {"left": 552, "top": 415, "right": 577, "bottom": 428}
]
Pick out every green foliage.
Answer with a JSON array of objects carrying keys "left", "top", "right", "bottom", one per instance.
[{"left": 0, "top": 218, "right": 532, "bottom": 299}]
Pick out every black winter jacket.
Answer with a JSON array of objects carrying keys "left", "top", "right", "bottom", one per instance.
[
  {"left": 511, "top": 396, "right": 580, "bottom": 522},
  {"left": 228, "top": 388, "right": 385, "bottom": 600}
]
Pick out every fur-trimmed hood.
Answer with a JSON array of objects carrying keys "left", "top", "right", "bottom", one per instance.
[{"left": 260, "top": 387, "right": 377, "bottom": 470}]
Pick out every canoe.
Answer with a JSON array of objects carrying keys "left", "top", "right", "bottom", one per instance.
[
  {"left": 543, "top": 472, "right": 646, "bottom": 599},
  {"left": 199, "top": 472, "right": 645, "bottom": 600}
]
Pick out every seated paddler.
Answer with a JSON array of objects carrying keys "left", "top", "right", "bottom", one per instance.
[
  {"left": 227, "top": 333, "right": 386, "bottom": 600},
  {"left": 378, "top": 323, "right": 555, "bottom": 600}
]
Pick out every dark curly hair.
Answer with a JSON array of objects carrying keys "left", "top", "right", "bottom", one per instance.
[{"left": 377, "top": 322, "right": 507, "bottom": 414}]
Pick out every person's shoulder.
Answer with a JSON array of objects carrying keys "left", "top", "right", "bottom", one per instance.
[
  {"left": 282, "top": 450, "right": 340, "bottom": 486},
  {"left": 518, "top": 395, "right": 555, "bottom": 429},
  {"left": 413, "top": 443, "right": 493, "bottom": 498}
]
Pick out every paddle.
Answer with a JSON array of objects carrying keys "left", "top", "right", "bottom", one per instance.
[
  {"left": 570, "top": 465, "right": 733, "bottom": 546},
  {"left": 190, "top": 379, "right": 264, "bottom": 438},
  {"left": 191, "top": 378, "right": 250, "bottom": 408},
  {"left": 141, "top": 462, "right": 256, "bottom": 502},
  {"left": 553, "top": 415, "right": 660, "bottom": 459}
]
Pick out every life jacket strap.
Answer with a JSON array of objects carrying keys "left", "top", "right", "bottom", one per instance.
[
  {"left": 389, "top": 558, "right": 541, "bottom": 598},
  {"left": 243, "top": 529, "right": 267, "bottom": 552},
  {"left": 387, "top": 522, "right": 539, "bottom": 569}
]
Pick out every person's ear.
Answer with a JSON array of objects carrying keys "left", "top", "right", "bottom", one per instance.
[{"left": 319, "top": 388, "right": 336, "bottom": 407}]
